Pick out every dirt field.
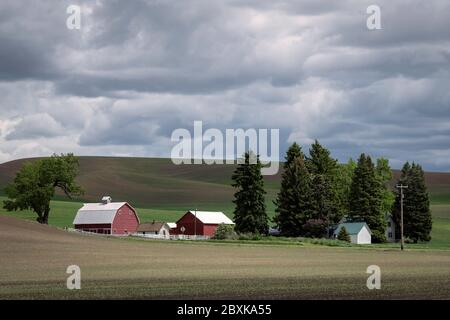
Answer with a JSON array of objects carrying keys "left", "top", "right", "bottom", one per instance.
[{"left": 1, "top": 216, "right": 449, "bottom": 299}]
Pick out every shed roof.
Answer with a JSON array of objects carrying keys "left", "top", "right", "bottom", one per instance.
[
  {"left": 333, "top": 222, "right": 372, "bottom": 236},
  {"left": 137, "top": 221, "right": 167, "bottom": 232},
  {"left": 73, "top": 202, "right": 127, "bottom": 225},
  {"left": 167, "top": 222, "right": 177, "bottom": 229},
  {"left": 183, "top": 211, "right": 234, "bottom": 225}
]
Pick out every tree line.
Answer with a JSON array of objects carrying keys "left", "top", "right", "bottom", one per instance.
[{"left": 231, "top": 141, "right": 432, "bottom": 243}]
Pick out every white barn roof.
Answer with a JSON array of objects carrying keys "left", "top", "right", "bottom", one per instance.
[
  {"left": 73, "top": 202, "right": 127, "bottom": 225},
  {"left": 187, "top": 211, "right": 234, "bottom": 225}
]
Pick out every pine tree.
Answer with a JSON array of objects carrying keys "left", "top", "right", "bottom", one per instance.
[
  {"left": 232, "top": 152, "right": 268, "bottom": 234},
  {"left": 334, "top": 159, "right": 357, "bottom": 218},
  {"left": 337, "top": 226, "right": 351, "bottom": 242},
  {"left": 375, "top": 158, "right": 395, "bottom": 216},
  {"left": 348, "top": 154, "right": 386, "bottom": 242},
  {"left": 393, "top": 162, "right": 432, "bottom": 242},
  {"left": 306, "top": 140, "right": 338, "bottom": 176},
  {"left": 273, "top": 143, "right": 313, "bottom": 237},
  {"left": 306, "top": 140, "right": 341, "bottom": 226}
]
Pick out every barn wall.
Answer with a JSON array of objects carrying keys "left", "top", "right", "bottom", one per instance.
[
  {"left": 75, "top": 223, "right": 111, "bottom": 234},
  {"left": 175, "top": 212, "right": 204, "bottom": 235},
  {"left": 203, "top": 224, "right": 219, "bottom": 237},
  {"left": 75, "top": 223, "right": 111, "bottom": 229},
  {"left": 112, "top": 204, "right": 139, "bottom": 235}
]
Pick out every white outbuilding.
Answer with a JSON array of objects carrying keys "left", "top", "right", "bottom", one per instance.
[
  {"left": 136, "top": 221, "right": 171, "bottom": 239},
  {"left": 333, "top": 222, "right": 372, "bottom": 244}
]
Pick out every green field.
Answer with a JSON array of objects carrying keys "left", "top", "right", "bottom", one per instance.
[{"left": 0, "top": 196, "right": 448, "bottom": 250}]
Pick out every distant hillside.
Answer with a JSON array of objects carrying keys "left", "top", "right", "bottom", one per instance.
[
  {"left": 0, "top": 157, "right": 449, "bottom": 209},
  {"left": 0, "top": 157, "right": 280, "bottom": 210}
]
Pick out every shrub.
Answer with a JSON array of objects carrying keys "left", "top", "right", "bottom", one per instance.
[
  {"left": 371, "top": 230, "right": 387, "bottom": 243},
  {"left": 337, "top": 226, "right": 351, "bottom": 242},
  {"left": 212, "top": 224, "right": 238, "bottom": 240},
  {"left": 302, "top": 219, "right": 328, "bottom": 238},
  {"left": 237, "top": 233, "right": 263, "bottom": 241}
]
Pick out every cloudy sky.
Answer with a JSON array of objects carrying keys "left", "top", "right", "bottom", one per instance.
[{"left": 1, "top": 0, "right": 449, "bottom": 171}]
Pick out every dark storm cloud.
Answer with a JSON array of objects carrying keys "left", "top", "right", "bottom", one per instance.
[
  {"left": 0, "top": 36, "right": 57, "bottom": 80},
  {"left": 0, "top": 0, "right": 450, "bottom": 171}
]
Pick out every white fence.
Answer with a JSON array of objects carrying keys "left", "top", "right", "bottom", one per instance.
[
  {"left": 68, "top": 228, "right": 211, "bottom": 240},
  {"left": 132, "top": 233, "right": 210, "bottom": 241}
]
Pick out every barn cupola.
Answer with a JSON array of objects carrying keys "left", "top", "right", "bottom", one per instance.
[{"left": 101, "top": 196, "right": 112, "bottom": 204}]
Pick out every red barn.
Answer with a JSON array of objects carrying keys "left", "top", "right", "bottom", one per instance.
[
  {"left": 175, "top": 211, "right": 234, "bottom": 237},
  {"left": 73, "top": 196, "right": 140, "bottom": 235}
]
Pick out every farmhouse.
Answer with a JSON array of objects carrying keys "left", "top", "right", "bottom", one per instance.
[
  {"left": 385, "top": 213, "right": 396, "bottom": 242},
  {"left": 175, "top": 211, "right": 234, "bottom": 237},
  {"left": 73, "top": 196, "right": 140, "bottom": 235},
  {"left": 136, "top": 221, "right": 171, "bottom": 239},
  {"left": 333, "top": 222, "right": 372, "bottom": 244}
]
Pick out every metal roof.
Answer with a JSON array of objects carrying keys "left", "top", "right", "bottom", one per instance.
[
  {"left": 167, "top": 222, "right": 177, "bottom": 229},
  {"left": 333, "top": 222, "right": 372, "bottom": 236},
  {"left": 73, "top": 202, "right": 127, "bottom": 225},
  {"left": 185, "top": 211, "right": 234, "bottom": 225}
]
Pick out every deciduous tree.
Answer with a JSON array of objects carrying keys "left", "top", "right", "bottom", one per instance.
[{"left": 4, "top": 153, "right": 84, "bottom": 224}]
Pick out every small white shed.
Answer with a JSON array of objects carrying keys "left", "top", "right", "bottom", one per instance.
[
  {"left": 136, "top": 221, "right": 171, "bottom": 239},
  {"left": 333, "top": 222, "right": 372, "bottom": 244}
]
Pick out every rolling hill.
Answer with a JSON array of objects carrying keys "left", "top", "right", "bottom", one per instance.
[
  {"left": 1, "top": 156, "right": 449, "bottom": 209},
  {"left": 0, "top": 156, "right": 281, "bottom": 212}
]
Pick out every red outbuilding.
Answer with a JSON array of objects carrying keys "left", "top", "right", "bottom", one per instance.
[
  {"left": 175, "top": 210, "right": 234, "bottom": 237},
  {"left": 73, "top": 196, "right": 140, "bottom": 235}
]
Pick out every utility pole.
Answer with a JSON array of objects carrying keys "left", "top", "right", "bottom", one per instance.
[
  {"left": 194, "top": 208, "right": 197, "bottom": 238},
  {"left": 396, "top": 184, "right": 408, "bottom": 251}
]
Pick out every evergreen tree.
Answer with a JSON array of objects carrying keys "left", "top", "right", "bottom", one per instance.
[
  {"left": 273, "top": 143, "right": 313, "bottom": 236},
  {"left": 393, "top": 162, "right": 432, "bottom": 242},
  {"left": 306, "top": 140, "right": 338, "bottom": 176},
  {"left": 232, "top": 152, "right": 268, "bottom": 234},
  {"left": 334, "top": 159, "right": 357, "bottom": 218},
  {"left": 375, "top": 158, "right": 395, "bottom": 215},
  {"left": 337, "top": 226, "right": 351, "bottom": 242},
  {"left": 348, "top": 154, "right": 386, "bottom": 242},
  {"left": 306, "top": 140, "right": 341, "bottom": 227}
]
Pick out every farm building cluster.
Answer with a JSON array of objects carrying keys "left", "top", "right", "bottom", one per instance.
[
  {"left": 73, "top": 196, "right": 234, "bottom": 239},
  {"left": 72, "top": 196, "right": 396, "bottom": 244}
]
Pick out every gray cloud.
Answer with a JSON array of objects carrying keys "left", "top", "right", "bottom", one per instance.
[
  {"left": 6, "top": 113, "right": 66, "bottom": 140},
  {"left": 0, "top": 0, "right": 449, "bottom": 171}
]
